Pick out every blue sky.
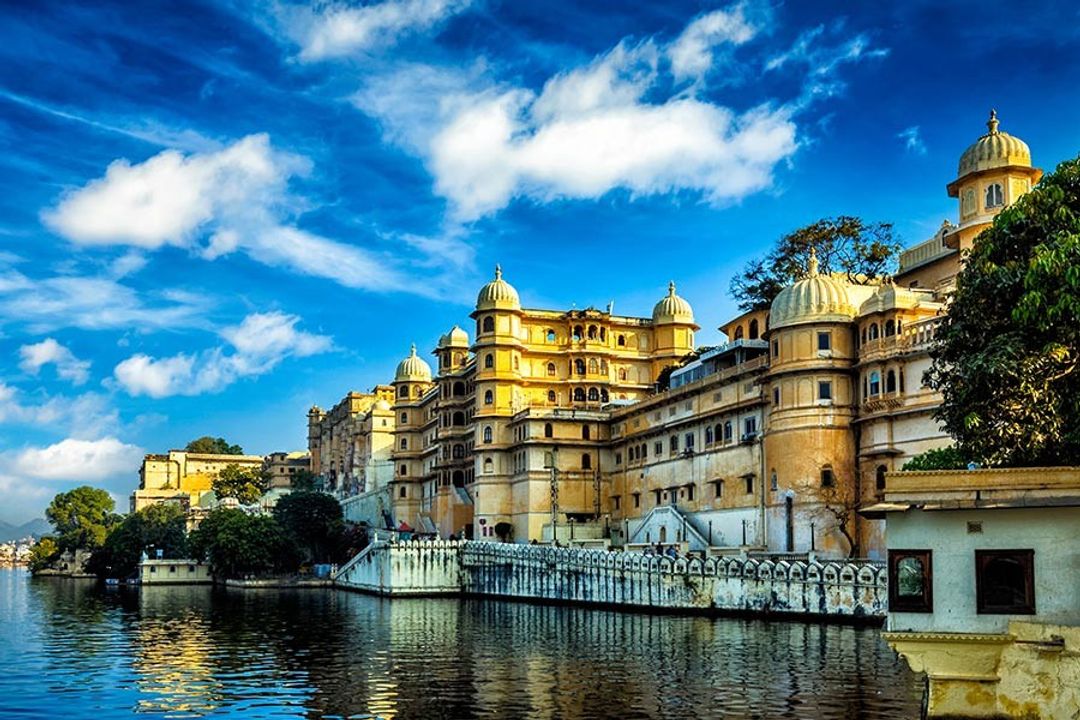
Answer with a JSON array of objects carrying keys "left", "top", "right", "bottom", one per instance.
[{"left": 1, "top": 0, "right": 1078, "bottom": 523}]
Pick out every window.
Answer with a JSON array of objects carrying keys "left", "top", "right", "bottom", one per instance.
[
  {"left": 685, "top": 432, "right": 694, "bottom": 450},
  {"left": 485, "top": 354, "right": 494, "bottom": 369},
  {"left": 582, "top": 425, "right": 590, "bottom": 440},
  {"left": 669, "top": 436, "right": 679, "bottom": 454},
  {"left": 482, "top": 316, "right": 495, "bottom": 333},
  {"left": 713, "top": 480, "right": 723, "bottom": 498},
  {"left": 484, "top": 390, "right": 493, "bottom": 405},
  {"left": 574, "top": 388, "right": 585, "bottom": 402},
  {"left": 613, "top": 495, "right": 621, "bottom": 510},
  {"left": 976, "top": 550, "right": 1035, "bottom": 614},
  {"left": 888, "top": 550, "right": 933, "bottom": 613},
  {"left": 876, "top": 465, "right": 887, "bottom": 491},
  {"left": 547, "top": 362, "right": 556, "bottom": 377},
  {"left": 869, "top": 323, "right": 880, "bottom": 340},
  {"left": 544, "top": 423, "right": 553, "bottom": 438},
  {"left": 483, "top": 457, "right": 493, "bottom": 474},
  {"left": 748, "top": 318, "right": 759, "bottom": 339},
  {"left": 482, "top": 426, "right": 493, "bottom": 444},
  {"left": 640, "top": 444, "right": 647, "bottom": 459},
  {"left": 633, "top": 493, "right": 641, "bottom": 508},
  {"left": 399, "top": 486, "right": 407, "bottom": 498},
  {"left": 546, "top": 329, "right": 556, "bottom": 342},
  {"left": 985, "top": 182, "right": 1004, "bottom": 209},
  {"left": 453, "top": 381, "right": 466, "bottom": 397},
  {"left": 817, "top": 332, "right": 831, "bottom": 351},
  {"left": 818, "top": 381, "right": 832, "bottom": 401},
  {"left": 400, "top": 438, "right": 408, "bottom": 450},
  {"left": 573, "top": 325, "right": 583, "bottom": 341},
  {"left": 548, "top": 390, "right": 557, "bottom": 403},
  {"left": 654, "top": 441, "right": 662, "bottom": 456},
  {"left": 886, "top": 370, "right": 897, "bottom": 394},
  {"left": 686, "top": 483, "right": 695, "bottom": 501},
  {"left": 615, "top": 452, "right": 622, "bottom": 465},
  {"left": 575, "top": 359, "right": 586, "bottom": 375},
  {"left": 400, "top": 412, "right": 408, "bottom": 423},
  {"left": 884, "top": 319, "right": 896, "bottom": 337},
  {"left": 399, "top": 464, "right": 407, "bottom": 476},
  {"left": 772, "top": 339, "right": 779, "bottom": 358},
  {"left": 452, "top": 411, "right": 465, "bottom": 426},
  {"left": 773, "top": 387, "right": 780, "bottom": 405},
  {"left": 869, "top": 371, "right": 881, "bottom": 396},
  {"left": 770, "top": 470, "right": 778, "bottom": 491},
  {"left": 582, "top": 453, "right": 592, "bottom": 470},
  {"left": 743, "top": 417, "right": 757, "bottom": 436},
  {"left": 588, "top": 358, "right": 598, "bottom": 374},
  {"left": 820, "top": 465, "right": 835, "bottom": 488},
  {"left": 588, "top": 387, "right": 599, "bottom": 402},
  {"left": 744, "top": 476, "right": 754, "bottom": 494},
  {"left": 705, "top": 426, "right": 713, "bottom": 444},
  {"left": 617, "top": 334, "right": 626, "bottom": 347},
  {"left": 723, "top": 422, "right": 733, "bottom": 443},
  {"left": 587, "top": 325, "right": 597, "bottom": 339},
  {"left": 398, "top": 386, "right": 409, "bottom": 398},
  {"left": 734, "top": 326, "right": 744, "bottom": 340},
  {"left": 452, "top": 444, "right": 465, "bottom": 459}
]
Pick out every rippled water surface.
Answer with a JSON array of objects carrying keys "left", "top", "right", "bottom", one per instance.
[{"left": 0, "top": 568, "right": 923, "bottom": 718}]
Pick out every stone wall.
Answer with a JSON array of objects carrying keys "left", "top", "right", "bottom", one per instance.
[{"left": 336, "top": 540, "right": 886, "bottom": 621}]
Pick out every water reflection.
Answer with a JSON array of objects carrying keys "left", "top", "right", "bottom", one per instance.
[{"left": 0, "top": 569, "right": 922, "bottom": 719}]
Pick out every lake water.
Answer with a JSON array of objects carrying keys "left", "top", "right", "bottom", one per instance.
[{"left": 0, "top": 568, "right": 924, "bottom": 718}]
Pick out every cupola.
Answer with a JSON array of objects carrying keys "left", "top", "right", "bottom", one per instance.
[
  {"left": 770, "top": 248, "right": 856, "bottom": 330},
  {"left": 438, "top": 325, "right": 469, "bottom": 348},
  {"left": 652, "top": 281, "right": 696, "bottom": 325},
  {"left": 394, "top": 344, "right": 432, "bottom": 383},
  {"left": 475, "top": 264, "right": 521, "bottom": 312}
]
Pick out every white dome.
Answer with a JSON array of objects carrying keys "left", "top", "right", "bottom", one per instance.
[
  {"left": 957, "top": 110, "right": 1032, "bottom": 178},
  {"left": 394, "top": 344, "right": 432, "bottom": 382},
  {"left": 476, "top": 265, "right": 520, "bottom": 311},
  {"left": 652, "top": 281, "right": 695, "bottom": 325},
  {"left": 438, "top": 325, "right": 469, "bottom": 348},
  {"left": 770, "top": 249, "right": 856, "bottom": 329}
]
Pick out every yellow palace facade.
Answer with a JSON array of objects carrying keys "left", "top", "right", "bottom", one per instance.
[{"left": 308, "top": 111, "right": 1041, "bottom": 558}]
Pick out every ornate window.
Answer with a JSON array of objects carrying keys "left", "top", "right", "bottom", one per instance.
[
  {"left": 587, "top": 325, "right": 597, "bottom": 339},
  {"left": 575, "top": 359, "right": 586, "bottom": 375},
  {"left": 546, "top": 328, "right": 556, "bottom": 342},
  {"left": 573, "top": 325, "right": 583, "bottom": 341},
  {"left": 734, "top": 326, "right": 744, "bottom": 340},
  {"left": 547, "top": 362, "right": 556, "bottom": 377},
  {"left": 482, "top": 316, "right": 495, "bottom": 333},
  {"left": 482, "top": 426, "right": 493, "bottom": 444},
  {"left": 705, "top": 426, "right": 714, "bottom": 444},
  {"left": 869, "top": 371, "right": 881, "bottom": 396},
  {"left": 547, "top": 390, "right": 556, "bottom": 403},
  {"left": 963, "top": 187, "right": 976, "bottom": 216},
  {"left": 617, "top": 334, "right": 626, "bottom": 347},
  {"left": 587, "top": 387, "right": 599, "bottom": 402},
  {"left": 985, "top": 182, "right": 1004, "bottom": 209},
  {"left": 869, "top": 323, "right": 880, "bottom": 340},
  {"left": 889, "top": 550, "right": 933, "bottom": 613},
  {"left": 573, "top": 388, "right": 585, "bottom": 402},
  {"left": 588, "top": 358, "right": 598, "bottom": 374}
]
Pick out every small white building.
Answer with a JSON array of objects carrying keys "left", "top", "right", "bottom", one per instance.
[
  {"left": 863, "top": 467, "right": 1080, "bottom": 718},
  {"left": 139, "top": 559, "right": 212, "bottom": 585}
]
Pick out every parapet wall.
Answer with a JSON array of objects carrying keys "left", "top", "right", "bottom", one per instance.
[{"left": 335, "top": 540, "right": 887, "bottom": 621}]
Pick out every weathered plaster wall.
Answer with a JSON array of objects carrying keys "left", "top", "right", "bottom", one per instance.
[{"left": 336, "top": 540, "right": 886, "bottom": 620}]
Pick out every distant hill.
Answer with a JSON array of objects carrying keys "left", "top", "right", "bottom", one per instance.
[{"left": 0, "top": 519, "right": 51, "bottom": 542}]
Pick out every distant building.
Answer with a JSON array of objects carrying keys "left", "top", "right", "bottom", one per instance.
[
  {"left": 130, "top": 450, "right": 264, "bottom": 512},
  {"left": 263, "top": 451, "right": 310, "bottom": 489},
  {"left": 139, "top": 559, "right": 212, "bottom": 585}
]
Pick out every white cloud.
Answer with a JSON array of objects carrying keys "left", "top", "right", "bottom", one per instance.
[
  {"left": 18, "top": 338, "right": 91, "bottom": 385},
  {"left": 42, "top": 134, "right": 435, "bottom": 296},
  {"left": 668, "top": 3, "right": 763, "bottom": 82},
  {"left": 8, "top": 437, "right": 144, "bottom": 482},
  {"left": 898, "top": 125, "right": 927, "bottom": 155},
  {"left": 280, "top": 0, "right": 472, "bottom": 61},
  {"left": 0, "top": 382, "right": 120, "bottom": 439},
  {"left": 765, "top": 26, "right": 889, "bottom": 106},
  {"left": 113, "top": 311, "right": 332, "bottom": 398}
]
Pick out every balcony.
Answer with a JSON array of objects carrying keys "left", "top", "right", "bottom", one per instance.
[{"left": 859, "top": 316, "right": 942, "bottom": 362}]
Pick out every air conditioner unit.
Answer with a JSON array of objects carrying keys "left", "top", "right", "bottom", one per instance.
[{"left": 740, "top": 432, "right": 758, "bottom": 444}]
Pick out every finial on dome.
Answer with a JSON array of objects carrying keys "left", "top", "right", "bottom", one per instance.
[
  {"left": 987, "top": 109, "right": 999, "bottom": 134},
  {"left": 668, "top": 281, "right": 676, "bottom": 296},
  {"left": 409, "top": 343, "right": 417, "bottom": 356},
  {"left": 808, "top": 246, "right": 819, "bottom": 277},
  {"left": 495, "top": 264, "right": 502, "bottom": 280}
]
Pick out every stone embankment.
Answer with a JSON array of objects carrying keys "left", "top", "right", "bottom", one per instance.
[{"left": 335, "top": 540, "right": 887, "bottom": 622}]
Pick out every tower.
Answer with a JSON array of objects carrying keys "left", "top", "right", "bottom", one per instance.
[
  {"left": 650, "top": 281, "right": 699, "bottom": 379},
  {"left": 390, "top": 344, "right": 434, "bottom": 527}
]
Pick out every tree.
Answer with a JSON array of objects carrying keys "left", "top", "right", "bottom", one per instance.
[
  {"left": 185, "top": 436, "right": 244, "bottom": 455},
  {"left": 45, "top": 486, "right": 117, "bottom": 552},
  {"left": 927, "top": 157, "right": 1080, "bottom": 466},
  {"left": 290, "top": 469, "right": 318, "bottom": 491},
  {"left": 820, "top": 485, "right": 859, "bottom": 559},
  {"left": 273, "top": 491, "right": 344, "bottom": 564},
  {"left": 189, "top": 509, "right": 299, "bottom": 578},
  {"left": 729, "top": 216, "right": 901, "bottom": 311},
  {"left": 212, "top": 463, "right": 268, "bottom": 505},
  {"left": 901, "top": 446, "right": 970, "bottom": 472},
  {"left": 27, "top": 536, "right": 60, "bottom": 573},
  {"left": 88, "top": 504, "right": 189, "bottom": 579}
]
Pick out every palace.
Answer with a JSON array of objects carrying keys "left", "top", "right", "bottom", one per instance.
[{"left": 308, "top": 111, "right": 1041, "bottom": 558}]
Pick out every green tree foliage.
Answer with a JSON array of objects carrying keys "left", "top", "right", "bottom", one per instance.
[
  {"left": 901, "top": 446, "right": 971, "bottom": 472},
  {"left": 45, "top": 486, "right": 117, "bottom": 551},
  {"left": 729, "top": 216, "right": 901, "bottom": 312},
  {"left": 185, "top": 436, "right": 244, "bottom": 454},
  {"left": 189, "top": 508, "right": 299, "bottom": 578},
  {"left": 88, "top": 504, "right": 189, "bottom": 579},
  {"left": 290, "top": 469, "right": 318, "bottom": 491},
  {"left": 27, "top": 536, "right": 60, "bottom": 573},
  {"left": 927, "top": 158, "right": 1080, "bottom": 466},
  {"left": 273, "top": 491, "right": 344, "bottom": 564},
  {"left": 212, "top": 463, "right": 268, "bottom": 505}
]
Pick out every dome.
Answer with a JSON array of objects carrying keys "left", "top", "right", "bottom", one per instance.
[
  {"left": 957, "top": 110, "right": 1032, "bottom": 178},
  {"left": 438, "top": 325, "right": 469, "bottom": 348},
  {"left": 394, "top": 344, "right": 432, "bottom": 383},
  {"left": 859, "top": 280, "right": 921, "bottom": 315},
  {"left": 770, "top": 249, "right": 856, "bottom": 330},
  {"left": 476, "top": 265, "right": 520, "bottom": 311},
  {"left": 652, "top": 281, "right": 695, "bottom": 325}
]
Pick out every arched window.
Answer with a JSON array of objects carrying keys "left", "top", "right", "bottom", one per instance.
[
  {"left": 582, "top": 453, "right": 592, "bottom": 470},
  {"left": 617, "top": 334, "right": 626, "bottom": 347},
  {"left": 398, "top": 385, "right": 409, "bottom": 398},
  {"left": 820, "top": 465, "right": 835, "bottom": 488},
  {"left": 400, "top": 464, "right": 408, "bottom": 476},
  {"left": 484, "top": 389, "right": 493, "bottom": 405},
  {"left": 400, "top": 412, "right": 408, "bottom": 423},
  {"left": 588, "top": 387, "right": 599, "bottom": 401},
  {"left": 588, "top": 358, "right": 598, "bottom": 374},
  {"left": 453, "top": 381, "right": 465, "bottom": 397},
  {"left": 723, "top": 421, "right": 733, "bottom": 442},
  {"left": 544, "top": 422, "right": 553, "bottom": 438},
  {"left": 573, "top": 325, "right": 583, "bottom": 341},
  {"left": 705, "top": 426, "right": 714, "bottom": 444},
  {"left": 573, "top": 388, "right": 585, "bottom": 402},
  {"left": 899, "top": 369, "right": 905, "bottom": 393},
  {"left": 400, "top": 438, "right": 408, "bottom": 450},
  {"left": 587, "top": 325, "right": 597, "bottom": 339},
  {"left": 641, "top": 443, "right": 647, "bottom": 458},
  {"left": 985, "top": 182, "right": 1004, "bottom": 209},
  {"left": 574, "top": 359, "right": 586, "bottom": 375},
  {"left": 452, "top": 470, "right": 465, "bottom": 487},
  {"left": 876, "top": 464, "right": 887, "bottom": 491},
  {"left": 484, "top": 353, "right": 494, "bottom": 369},
  {"left": 714, "top": 423, "right": 723, "bottom": 443},
  {"left": 414, "top": 386, "right": 422, "bottom": 398},
  {"left": 483, "top": 457, "right": 493, "bottom": 474},
  {"left": 601, "top": 388, "right": 609, "bottom": 402},
  {"left": 618, "top": 368, "right": 627, "bottom": 381},
  {"left": 547, "top": 362, "right": 556, "bottom": 376},
  {"left": 482, "top": 426, "right": 493, "bottom": 444},
  {"left": 582, "top": 425, "right": 590, "bottom": 440},
  {"left": 861, "top": 327, "right": 868, "bottom": 344},
  {"left": 734, "top": 326, "right": 744, "bottom": 340},
  {"left": 886, "top": 369, "right": 897, "bottom": 394},
  {"left": 885, "top": 319, "right": 896, "bottom": 337},
  {"left": 869, "top": 324, "right": 880, "bottom": 340},
  {"left": 600, "top": 328, "right": 606, "bottom": 342},
  {"left": 452, "top": 444, "right": 465, "bottom": 459},
  {"left": 452, "top": 411, "right": 465, "bottom": 426},
  {"left": 748, "top": 319, "right": 759, "bottom": 340},
  {"left": 547, "top": 390, "right": 556, "bottom": 403},
  {"left": 869, "top": 371, "right": 881, "bottom": 396},
  {"left": 546, "top": 328, "right": 556, "bottom": 342},
  {"left": 482, "top": 316, "right": 495, "bottom": 333}
]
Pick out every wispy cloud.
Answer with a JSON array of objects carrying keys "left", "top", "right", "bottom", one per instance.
[
  {"left": 275, "top": 0, "right": 473, "bottom": 61},
  {"left": 898, "top": 125, "right": 927, "bottom": 155},
  {"left": 18, "top": 338, "right": 91, "bottom": 385},
  {"left": 766, "top": 25, "right": 889, "bottom": 107},
  {"left": 0, "top": 383, "right": 120, "bottom": 439},
  {"left": 668, "top": 2, "right": 767, "bottom": 83},
  {"left": 113, "top": 311, "right": 332, "bottom": 398}
]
